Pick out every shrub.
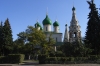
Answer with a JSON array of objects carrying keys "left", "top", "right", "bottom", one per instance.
[
  {"left": 88, "top": 55, "right": 98, "bottom": 61},
  {"left": 8, "top": 54, "right": 25, "bottom": 63},
  {"left": 38, "top": 54, "right": 47, "bottom": 64},
  {"left": 55, "top": 51, "right": 65, "bottom": 57}
]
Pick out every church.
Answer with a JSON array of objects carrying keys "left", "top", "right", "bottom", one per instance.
[{"left": 34, "top": 6, "right": 81, "bottom": 45}]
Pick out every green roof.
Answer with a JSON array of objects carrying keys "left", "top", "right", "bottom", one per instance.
[
  {"left": 35, "top": 22, "right": 43, "bottom": 30},
  {"left": 42, "top": 14, "right": 52, "bottom": 25},
  {"left": 53, "top": 20, "right": 59, "bottom": 26},
  {"left": 72, "top": 6, "right": 75, "bottom": 11}
]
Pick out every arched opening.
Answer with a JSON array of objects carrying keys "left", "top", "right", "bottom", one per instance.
[
  {"left": 73, "top": 32, "right": 76, "bottom": 38},
  {"left": 56, "top": 37, "right": 57, "bottom": 42},
  {"left": 46, "top": 27, "right": 47, "bottom": 31}
]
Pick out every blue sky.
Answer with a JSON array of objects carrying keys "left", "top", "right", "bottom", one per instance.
[{"left": 0, "top": 0, "right": 99, "bottom": 41}]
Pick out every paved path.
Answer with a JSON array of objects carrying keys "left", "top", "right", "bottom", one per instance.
[
  {"left": 0, "top": 61, "right": 100, "bottom": 66},
  {"left": 0, "top": 64, "right": 100, "bottom": 66}
]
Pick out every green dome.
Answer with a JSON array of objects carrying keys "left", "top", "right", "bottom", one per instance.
[
  {"left": 42, "top": 15, "right": 52, "bottom": 25},
  {"left": 35, "top": 22, "right": 41, "bottom": 28},
  {"left": 72, "top": 6, "right": 75, "bottom": 11},
  {"left": 53, "top": 20, "right": 59, "bottom": 26}
]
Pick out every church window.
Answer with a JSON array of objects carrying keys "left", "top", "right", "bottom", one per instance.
[
  {"left": 70, "top": 33, "right": 72, "bottom": 38},
  {"left": 46, "top": 27, "right": 47, "bottom": 31},
  {"left": 74, "top": 32, "right": 76, "bottom": 38},
  {"left": 56, "top": 37, "right": 57, "bottom": 42}
]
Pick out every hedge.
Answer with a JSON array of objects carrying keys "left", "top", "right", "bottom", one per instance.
[
  {"left": 38, "top": 54, "right": 47, "bottom": 64},
  {"left": 38, "top": 55, "right": 100, "bottom": 64},
  {"left": 0, "top": 54, "right": 25, "bottom": 64}
]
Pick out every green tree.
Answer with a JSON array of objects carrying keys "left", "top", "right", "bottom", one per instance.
[
  {"left": 3, "top": 18, "right": 13, "bottom": 55},
  {"left": 16, "top": 26, "right": 55, "bottom": 59},
  {"left": 61, "top": 41, "right": 92, "bottom": 57},
  {"left": 0, "top": 22, "right": 4, "bottom": 56},
  {"left": 17, "top": 31, "right": 27, "bottom": 44},
  {"left": 84, "top": 0, "right": 100, "bottom": 55},
  {"left": 41, "top": 32, "right": 55, "bottom": 54},
  {"left": 13, "top": 39, "right": 25, "bottom": 54},
  {"left": 26, "top": 26, "right": 55, "bottom": 54}
]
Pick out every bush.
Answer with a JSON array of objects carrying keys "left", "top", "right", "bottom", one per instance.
[
  {"left": 39, "top": 55, "right": 100, "bottom": 64},
  {"left": 0, "top": 56, "right": 9, "bottom": 63},
  {"left": 55, "top": 51, "right": 65, "bottom": 57},
  {"left": 0, "top": 54, "right": 25, "bottom": 64},
  {"left": 88, "top": 55, "right": 98, "bottom": 61},
  {"left": 38, "top": 54, "right": 47, "bottom": 64},
  {"left": 8, "top": 54, "right": 25, "bottom": 63}
]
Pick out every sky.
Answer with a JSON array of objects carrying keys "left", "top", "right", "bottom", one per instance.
[{"left": 0, "top": 0, "right": 99, "bottom": 41}]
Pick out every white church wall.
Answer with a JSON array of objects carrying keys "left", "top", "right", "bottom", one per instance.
[
  {"left": 43, "top": 25, "right": 51, "bottom": 32},
  {"left": 54, "top": 26, "right": 59, "bottom": 33},
  {"left": 45, "top": 33, "right": 62, "bottom": 42}
]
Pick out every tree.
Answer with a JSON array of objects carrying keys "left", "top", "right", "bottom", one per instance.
[
  {"left": 84, "top": 0, "right": 100, "bottom": 55},
  {"left": 26, "top": 26, "right": 55, "bottom": 54},
  {"left": 13, "top": 39, "right": 25, "bottom": 54},
  {"left": 41, "top": 32, "right": 55, "bottom": 54},
  {"left": 3, "top": 18, "right": 13, "bottom": 55},
  {"left": 60, "top": 40, "right": 92, "bottom": 57},
  {"left": 16, "top": 26, "right": 55, "bottom": 59},
  {"left": 0, "top": 22, "right": 5, "bottom": 56}
]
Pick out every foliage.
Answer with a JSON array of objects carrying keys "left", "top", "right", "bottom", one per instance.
[
  {"left": 7, "top": 54, "right": 25, "bottom": 63},
  {"left": 15, "top": 26, "right": 55, "bottom": 60},
  {"left": 60, "top": 41, "right": 92, "bottom": 57},
  {"left": 0, "top": 54, "right": 25, "bottom": 63},
  {"left": 84, "top": 0, "right": 100, "bottom": 55},
  {"left": 13, "top": 39, "right": 25, "bottom": 54},
  {"left": 0, "top": 18, "right": 13, "bottom": 56},
  {"left": 0, "top": 22, "right": 4, "bottom": 56},
  {"left": 49, "top": 51, "right": 65, "bottom": 57},
  {"left": 40, "top": 56, "right": 100, "bottom": 64},
  {"left": 38, "top": 54, "right": 47, "bottom": 64}
]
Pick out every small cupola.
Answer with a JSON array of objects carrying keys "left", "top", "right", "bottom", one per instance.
[
  {"left": 72, "top": 6, "right": 75, "bottom": 11},
  {"left": 34, "top": 21, "right": 42, "bottom": 30},
  {"left": 53, "top": 20, "right": 59, "bottom": 26}
]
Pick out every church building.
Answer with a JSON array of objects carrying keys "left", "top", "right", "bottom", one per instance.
[{"left": 34, "top": 6, "right": 81, "bottom": 44}]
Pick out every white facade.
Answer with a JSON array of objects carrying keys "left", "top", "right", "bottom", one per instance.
[
  {"left": 37, "top": 27, "right": 40, "bottom": 30},
  {"left": 53, "top": 26, "right": 59, "bottom": 33},
  {"left": 43, "top": 24, "right": 51, "bottom": 32},
  {"left": 45, "top": 33, "right": 62, "bottom": 42}
]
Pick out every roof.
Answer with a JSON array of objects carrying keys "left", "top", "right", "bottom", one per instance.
[
  {"left": 53, "top": 20, "right": 59, "bottom": 26},
  {"left": 72, "top": 6, "right": 75, "bottom": 11},
  {"left": 42, "top": 14, "right": 52, "bottom": 25},
  {"left": 35, "top": 22, "right": 43, "bottom": 30}
]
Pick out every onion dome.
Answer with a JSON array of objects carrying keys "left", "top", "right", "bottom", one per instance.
[
  {"left": 34, "top": 22, "right": 41, "bottom": 28},
  {"left": 42, "top": 14, "right": 52, "bottom": 25},
  {"left": 72, "top": 6, "right": 75, "bottom": 11},
  {"left": 53, "top": 20, "right": 59, "bottom": 26},
  {"left": 65, "top": 24, "right": 67, "bottom": 26}
]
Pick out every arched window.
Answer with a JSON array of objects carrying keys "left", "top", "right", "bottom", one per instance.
[
  {"left": 74, "top": 32, "right": 76, "bottom": 38},
  {"left": 46, "top": 27, "right": 47, "bottom": 31},
  {"left": 56, "top": 37, "right": 57, "bottom": 42}
]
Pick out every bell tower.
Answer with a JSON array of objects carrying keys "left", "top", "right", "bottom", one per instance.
[{"left": 69, "top": 6, "right": 81, "bottom": 42}]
